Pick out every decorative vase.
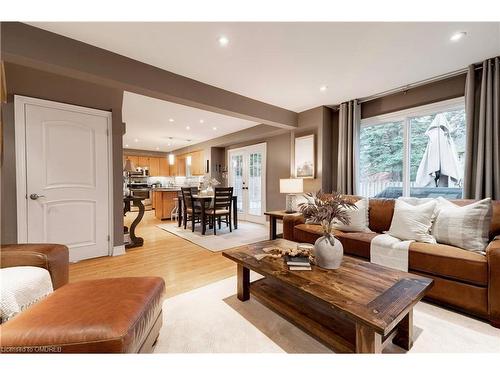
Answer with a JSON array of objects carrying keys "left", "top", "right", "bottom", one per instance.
[{"left": 313, "top": 234, "right": 343, "bottom": 269}]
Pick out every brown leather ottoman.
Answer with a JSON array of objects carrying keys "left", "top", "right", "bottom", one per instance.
[{"left": 0, "top": 277, "right": 165, "bottom": 353}]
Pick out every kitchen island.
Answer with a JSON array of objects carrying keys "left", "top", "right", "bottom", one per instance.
[{"left": 152, "top": 188, "right": 181, "bottom": 220}]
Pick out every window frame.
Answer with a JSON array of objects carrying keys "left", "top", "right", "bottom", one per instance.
[{"left": 358, "top": 97, "right": 465, "bottom": 197}]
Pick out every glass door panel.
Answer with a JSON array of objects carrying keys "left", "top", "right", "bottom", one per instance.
[{"left": 227, "top": 143, "right": 266, "bottom": 223}]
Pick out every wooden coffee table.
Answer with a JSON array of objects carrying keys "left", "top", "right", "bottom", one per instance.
[{"left": 222, "top": 239, "right": 434, "bottom": 353}]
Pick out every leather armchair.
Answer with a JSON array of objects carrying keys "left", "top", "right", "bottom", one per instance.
[
  {"left": 1, "top": 244, "right": 69, "bottom": 289},
  {"left": 487, "top": 239, "right": 500, "bottom": 328}
]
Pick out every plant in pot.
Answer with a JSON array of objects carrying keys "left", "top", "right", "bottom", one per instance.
[{"left": 298, "top": 191, "right": 357, "bottom": 269}]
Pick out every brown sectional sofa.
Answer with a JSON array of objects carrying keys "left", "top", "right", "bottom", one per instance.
[
  {"left": 0, "top": 244, "right": 165, "bottom": 353},
  {"left": 283, "top": 197, "right": 500, "bottom": 327}
]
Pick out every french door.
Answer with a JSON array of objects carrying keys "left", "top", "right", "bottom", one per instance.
[{"left": 227, "top": 143, "right": 266, "bottom": 224}]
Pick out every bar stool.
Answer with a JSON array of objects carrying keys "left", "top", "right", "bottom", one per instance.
[{"left": 171, "top": 197, "right": 179, "bottom": 221}]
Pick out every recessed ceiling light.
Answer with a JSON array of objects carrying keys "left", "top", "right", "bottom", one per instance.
[
  {"left": 450, "top": 31, "right": 467, "bottom": 42},
  {"left": 186, "top": 126, "right": 190, "bottom": 130},
  {"left": 134, "top": 138, "right": 139, "bottom": 142},
  {"left": 156, "top": 147, "right": 159, "bottom": 151},
  {"left": 212, "top": 127, "right": 217, "bottom": 130},
  {"left": 218, "top": 36, "right": 229, "bottom": 47},
  {"left": 167, "top": 143, "right": 171, "bottom": 146},
  {"left": 199, "top": 119, "right": 204, "bottom": 124},
  {"left": 319, "top": 85, "right": 328, "bottom": 92},
  {"left": 169, "top": 118, "right": 174, "bottom": 122},
  {"left": 125, "top": 144, "right": 129, "bottom": 148}
]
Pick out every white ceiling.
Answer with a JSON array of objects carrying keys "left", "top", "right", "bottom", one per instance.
[
  {"left": 122, "top": 91, "right": 258, "bottom": 152},
  {"left": 29, "top": 22, "right": 500, "bottom": 112}
]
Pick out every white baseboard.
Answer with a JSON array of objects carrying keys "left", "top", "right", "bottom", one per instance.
[{"left": 112, "top": 245, "right": 126, "bottom": 256}]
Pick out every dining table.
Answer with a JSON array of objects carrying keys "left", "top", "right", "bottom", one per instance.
[{"left": 177, "top": 194, "right": 238, "bottom": 234}]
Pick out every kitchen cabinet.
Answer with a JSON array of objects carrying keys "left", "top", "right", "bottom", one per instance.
[
  {"left": 154, "top": 190, "right": 179, "bottom": 220},
  {"left": 177, "top": 156, "right": 186, "bottom": 176},
  {"left": 159, "top": 157, "right": 170, "bottom": 176},
  {"left": 138, "top": 156, "right": 149, "bottom": 169},
  {"left": 190, "top": 150, "right": 205, "bottom": 176},
  {"left": 149, "top": 157, "right": 160, "bottom": 176},
  {"left": 127, "top": 156, "right": 139, "bottom": 169}
]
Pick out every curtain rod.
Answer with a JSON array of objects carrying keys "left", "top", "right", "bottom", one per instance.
[{"left": 357, "top": 63, "right": 484, "bottom": 104}]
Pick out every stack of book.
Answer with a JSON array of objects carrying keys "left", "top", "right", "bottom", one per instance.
[{"left": 285, "top": 255, "right": 311, "bottom": 271}]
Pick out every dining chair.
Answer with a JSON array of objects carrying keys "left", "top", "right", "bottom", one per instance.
[
  {"left": 205, "top": 187, "right": 233, "bottom": 235},
  {"left": 181, "top": 187, "right": 202, "bottom": 232}
]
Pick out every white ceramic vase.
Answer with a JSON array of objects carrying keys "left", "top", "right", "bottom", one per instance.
[{"left": 313, "top": 235, "right": 343, "bottom": 269}]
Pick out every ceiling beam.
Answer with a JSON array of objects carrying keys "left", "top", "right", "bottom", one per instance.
[{"left": 1, "top": 22, "right": 298, "bottom": 129}]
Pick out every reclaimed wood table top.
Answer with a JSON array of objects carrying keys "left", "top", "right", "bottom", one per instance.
[{"left": 223, "top": 238, "right": 433, "bottom": 336}]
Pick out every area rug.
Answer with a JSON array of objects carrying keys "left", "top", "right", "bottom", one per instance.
[
  {"left": 156, "top": 221, "right": 269, "bottom": 252},
  {"left": 153, "top": 274, "right": 500, "bottom": 353}
]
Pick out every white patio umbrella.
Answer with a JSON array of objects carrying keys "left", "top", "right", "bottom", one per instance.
[{"left": 415, "top": 113, "right": 462, "bottom": 187}]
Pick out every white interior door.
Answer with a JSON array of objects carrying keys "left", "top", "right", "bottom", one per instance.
[
  {"left": 15, "top": 96, "right": 112, "bottom": 262},
  {"left": 228, "top": 143, "right": 266, "bottom": 224}
]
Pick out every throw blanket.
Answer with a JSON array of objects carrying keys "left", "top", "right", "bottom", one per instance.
[
  {"left": 370, "top": 234, "right": 413, "bottom": 272},
  {"left": 1, "top": 266, "right": 53, "bottom": 323}
]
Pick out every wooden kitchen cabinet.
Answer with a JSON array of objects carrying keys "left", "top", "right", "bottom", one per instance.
[
  {"left": 127, "top": 156, "right": 139, "bottom": 169},
  {"left": 149, "top": 157, "right": 160, "bottom": 176},
  {"left": 138, "top": 156, "right": 150, "bottom": 169},
  {"left": 190, "top": 150, "right": 205, "bottom": 175},
  {"left": 177, "top": 156, "right": 186, "bottom": 176},
  {"left": 154, "top": 190, "right": 178, "bottom": 220},
  {"left": 159, "top": 157, "right": 170, "bottom": 176}
]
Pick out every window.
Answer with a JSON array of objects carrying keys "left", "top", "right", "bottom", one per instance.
[{"left": 358, "top": 98, "right": 466, "bottom": 199}]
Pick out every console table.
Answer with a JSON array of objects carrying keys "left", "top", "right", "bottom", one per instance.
[{"left": 124, "top": 196, "right": 145, "bottom": 249}]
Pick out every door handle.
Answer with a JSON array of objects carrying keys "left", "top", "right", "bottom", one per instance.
[{"left": 29, "top": 193, "right": 46, "bottom": 200}]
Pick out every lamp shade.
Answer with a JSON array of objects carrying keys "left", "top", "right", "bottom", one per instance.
[
  {"left": 280, "top": 178, "right": 304, "bottom": 194},
  {"left": 168, "top": 154, "right": 175, "bottom": 165}
]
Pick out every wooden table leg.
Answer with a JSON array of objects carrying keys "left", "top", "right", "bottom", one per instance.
[
  {"left": 201, "top": 199, "right": 206, "bottom": 235},
  {"left": 269, "top": 216, "right": 277, "bottom": 240},
  {"left": 233, "top": 196, "right": 238, "bottom": 229},
  {"left": 355, "top": 323, "right": 382, "bottom": 353},
  {"left": 177, "top": 197, "right": 182, "bottom": 227},
  {"left": 237, "top": 264, "right": 250, "bottom": 301},
  {"left": 393, "top": 309, "right": 413, "bottom": 351}
]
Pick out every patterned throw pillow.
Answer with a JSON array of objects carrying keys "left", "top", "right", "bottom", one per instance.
[{"left": 432, "top": 197, "right": 492, "bottom": 253}]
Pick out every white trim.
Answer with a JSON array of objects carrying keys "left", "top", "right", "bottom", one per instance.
[
  {"left": 112, "top": 245, "right": 126, "bottom": 256},
  {"left": 358, "top": 96, "right": 466, "bottom": 198},
  {"left": 227, "top": 142, "right": 267, "bottom": 224},
  {"left": 361, "top": 97, "right": 465, "bottom": 126},
  {"left": 14, "top": 95, "right": 114, "bottom": 257}
]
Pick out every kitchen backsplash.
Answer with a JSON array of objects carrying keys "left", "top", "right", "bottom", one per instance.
[{"left": 147, "top": 176, "right": 203, "bottom": 187}]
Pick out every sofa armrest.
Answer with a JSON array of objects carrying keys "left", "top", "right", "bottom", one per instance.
[
  {"left": 487, "top": 239, "right": 500, "bottom": 327},
  {"left": 1, "top": 244, "right": 69, "bottom": 289},
  {"left": 283, "top": 214, "right": 305, "bottom": 241}
]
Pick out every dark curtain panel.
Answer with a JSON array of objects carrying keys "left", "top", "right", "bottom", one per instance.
[
  {"left": 336, "top": 100, "right": 360, "bottom": 195},
  {"left": 464, "top": 56, "right": 500, "bottom": 200}
]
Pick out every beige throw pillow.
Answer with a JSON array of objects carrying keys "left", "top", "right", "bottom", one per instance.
[
  {"left": 332, "top": 197, "right": 371, "bottom": 232},
  {"left": 432, "top": 197, "right": 492, "bottom": 253},
  {"left": 387, "top": 199, "right": 437, "bottom": 243}
]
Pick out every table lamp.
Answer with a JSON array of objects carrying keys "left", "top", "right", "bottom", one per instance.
[{"left": 280, "top": 178, "right": 304, "bottom": 213}]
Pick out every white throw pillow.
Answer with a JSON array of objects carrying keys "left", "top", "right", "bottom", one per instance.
[
  {"left": 387, "top": 199, "right": 437, "bottom": 243},
  {"left": 332, "top": 197, "right": 371, "bottom": 232},
  {"left": 432, "top": 197, "right": 492, "bottom": 253},
  {"left": 0, "top": 266, "right": 53, "bottom": 323}
]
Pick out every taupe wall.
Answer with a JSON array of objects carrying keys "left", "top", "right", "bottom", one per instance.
[
  {"left": 361, "top": 74, "right": 467, "bottom": 119},
  {"left": 1, "top": 63, "right": 125, "bottom": 246}
]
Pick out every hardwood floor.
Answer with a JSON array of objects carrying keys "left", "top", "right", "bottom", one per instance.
[{"left": 69, "top": 210, "right": 236, "bottom": 298}]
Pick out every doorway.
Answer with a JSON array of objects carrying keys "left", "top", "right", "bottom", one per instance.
[
  {"left": 15, "top": 96, "right": 113, "bottom": 262},
  {"left": 227, "top": 143, "right": 267, "bottom": 224}
]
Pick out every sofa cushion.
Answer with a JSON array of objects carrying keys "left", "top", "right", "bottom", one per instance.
[
  {"left": 409, "top": 242, "right": 488, "bottom": 286},
  {"left": 0, "top": 277, "right": 165, "bottom": 353},
  {"left": 293, "top": 224, "right": 377, "bottom": 260},
  {"left": 336, "top": 232, "right": 379, "bottom": 260}
]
